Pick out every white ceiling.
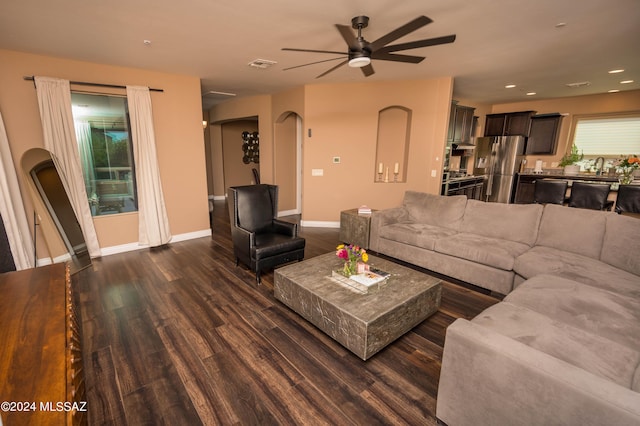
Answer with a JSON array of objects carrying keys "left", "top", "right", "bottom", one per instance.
[{"left": 1, "top": 0, "right": 638, "bottom": 110}]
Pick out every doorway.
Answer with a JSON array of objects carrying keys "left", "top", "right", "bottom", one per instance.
[{"left": 274, "top": 112, "right": 302, "bottom": 215}]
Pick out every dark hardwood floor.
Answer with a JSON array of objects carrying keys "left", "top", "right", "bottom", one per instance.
[{"left": 75, "top": 201, "right": 499, "bottom": 425}]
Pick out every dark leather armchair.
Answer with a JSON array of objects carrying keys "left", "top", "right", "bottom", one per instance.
[
  {"left": 227, "top": 184, "right": 305, "bottom": 283},
  {"left": 533, "top": 179, "right": 568, "bottom": 205},
  {"left": 615, "top": 184, "right": 640, "bottom": 215},
  {"left": 567, "top": 182, "right": 614, "bottom": 211}
]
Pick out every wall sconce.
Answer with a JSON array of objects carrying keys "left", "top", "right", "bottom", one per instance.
[{"left": 202, "top": 120, "right": 208, "bottom": 129}]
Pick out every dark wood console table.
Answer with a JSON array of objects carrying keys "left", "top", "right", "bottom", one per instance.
[{"left": 0, "top": 264, "right": 86, "bottom": 425}]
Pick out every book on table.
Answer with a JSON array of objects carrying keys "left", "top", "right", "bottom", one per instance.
[
  {"left": 357, "top": 205, "right": 372, "bottom": 215},
  {"left": 331, "top": 268, "right": 390, "bottom": 294}
]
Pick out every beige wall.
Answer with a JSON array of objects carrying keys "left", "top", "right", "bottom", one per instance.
[
  {"left": 0, "top": 49, "right": 209, "bottom": 258},
  {"left": 302, "top": 78, "right": 453, "bottom": 221},
  {"left": 210, "top": 77, "right": 454, "bottom": 223}
]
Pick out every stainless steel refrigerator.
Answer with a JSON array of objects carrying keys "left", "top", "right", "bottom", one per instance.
[{"left": 473, "top": 136, "right": 526, "bottom": 203}]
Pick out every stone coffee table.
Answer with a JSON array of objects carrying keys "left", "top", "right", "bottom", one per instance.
[{"left": 274, "top": 252, "right": 441, "bottom": 360}]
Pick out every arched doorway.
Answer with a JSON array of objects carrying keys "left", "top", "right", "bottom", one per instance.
[
  {"left": 21, "top": 148, "right": 91, "bottom": 271},
  {"left": 274, "top": 112, "right": 302, "bottom": 215}
]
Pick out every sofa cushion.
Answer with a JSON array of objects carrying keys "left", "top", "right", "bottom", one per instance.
[
  {"left": 513, "top": 246, "right": 640, "bottom": 299},
  {"left": 505, "top": 275, "right": 640, "bottom": 351},
  {"left": 536, "top": 203, "right": 608, "bottom": 259},
  {"left": 472, "top": 301, "right": 640, "bottom": 390},
  {"left": 403, "top": 191, "right": 467, "bottom": 231},
  {"left": 460, "top": 200, "right": 543, "bottom": 246},
  {"left": 435, "top": 233, "right": 531, "bottom": 271},
  {"left": 378, "top": 223, "right": 457, "bottom": 250},
  {"left": 600, "top": 213, "right": 640, "bottom": 277}
]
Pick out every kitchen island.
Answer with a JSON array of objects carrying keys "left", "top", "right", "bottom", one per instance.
[{"left": 514, "top": 172, "right": 622, "bottom": 204}]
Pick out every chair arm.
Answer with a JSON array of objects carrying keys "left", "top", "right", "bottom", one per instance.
[
  {"left": 231, "top": 225, "right": 255, "bottom": 249},
  {"left": 273, "top": 219, "right": 298, "bottom": 236}
]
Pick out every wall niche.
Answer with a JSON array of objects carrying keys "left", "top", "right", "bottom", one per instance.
[{"left": 375, "top": 106, "right": 411, "bottom": 183}]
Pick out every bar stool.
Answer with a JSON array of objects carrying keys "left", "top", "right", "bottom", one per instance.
[
  {"left": 615, "top": 184, "right": 640, "bottom": 215},
  {"left": 567, "top": 182, "right": 614, "bottom": 211},
  {"left": 533, "top": 179, "right": 568, "bottom": 205}
]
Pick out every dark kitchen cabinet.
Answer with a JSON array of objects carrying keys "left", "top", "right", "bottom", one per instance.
[
  {"left": 442, "top": 176, "right": 484, "bottom": 199},
  {"left": 448, "top": 103, "right": 475, "bottom": 143},
  {"left": 485, "top": 114, "right": 506, "bottom": 136},
  {"left": 526, "top": 114, "right": 563, "bottom": 155},
  {"left": 484, "top": 111, "right": 535, "bottom": 137}
]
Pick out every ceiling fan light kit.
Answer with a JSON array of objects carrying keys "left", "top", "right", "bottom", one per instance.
[
  {"left": 283, "top": 15, "right": 456, "bottom": 78},
  {"left": 348, "top": 56, "right": 371, "bottom": 68}
]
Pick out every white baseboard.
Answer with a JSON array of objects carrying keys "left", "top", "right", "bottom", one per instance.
[
  {"left": 278, "top": 209, "right": 300, "bottom": 217},
  {"left": 100, "top": 228, "right": 212, "bottom": 256},
  {"left": 300, "top": 220, "right": 340, "bottom": 228},
  {"left": 36, "top": 252, "right": 71, "bottom": 267},
  {"left": 170, "top": 229, "right": 212, "bottom": 243},
  {"left": 38, "top": 228, "right": 212, "bottom": 264},
  {"left": 212, "top": 194, "right": 226, "bottom": 200}
]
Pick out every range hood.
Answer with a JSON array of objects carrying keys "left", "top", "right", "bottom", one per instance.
[{"left": 452, "top": 142, "right": 476, "bottom": 150}]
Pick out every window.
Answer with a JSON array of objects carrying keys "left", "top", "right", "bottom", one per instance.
[
  {"left": 71, "top": 93, "right": 137, "bottom": 216},
  {"left": 572, "top": 113, "right": 640, "bottom": 156}
]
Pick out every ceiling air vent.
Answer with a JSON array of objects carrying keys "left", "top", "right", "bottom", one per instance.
[
  {"left": 565, "top": 81, "right": 591, "bottom": 88},
  {"left": 248, "top": 59, "right": 277, "bottom": 69}
]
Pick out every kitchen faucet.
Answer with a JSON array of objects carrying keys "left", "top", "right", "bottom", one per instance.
[{"left": 594, "top": 157, "right": 605, "bottom": 176}]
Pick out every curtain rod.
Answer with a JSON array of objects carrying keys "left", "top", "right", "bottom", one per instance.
[{"left": 23, "top": 76, "right": 164, "bottom": 92}]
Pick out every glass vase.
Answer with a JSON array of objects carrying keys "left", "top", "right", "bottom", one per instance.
[
  {"left": 618, "top": 171, "right": 635, "bottom": 185},
  {"left": 342, "top": 259, "right": 358, "bottom": 277}
]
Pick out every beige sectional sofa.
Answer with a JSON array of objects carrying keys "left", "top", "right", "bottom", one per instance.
[{"left": 369, "top": 191, "right": 640, "bottom": 425}]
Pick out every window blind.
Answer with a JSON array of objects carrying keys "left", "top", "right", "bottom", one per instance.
[{"left": 573, "top": 116, "right": 640, "bottom": 156}]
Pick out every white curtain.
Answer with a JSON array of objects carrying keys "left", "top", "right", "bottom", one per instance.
[
  {"left": 126, "top": 85, "right": 171, "bottom": 247},
  {"left": 74, "top": 120, "right": 96, "bottom": 200},
  {"left": 34, "top": 76, "right": 101, "bottom": 258},
  {"left": 0, "top": 110, "right": 35, "bottom": 270}
]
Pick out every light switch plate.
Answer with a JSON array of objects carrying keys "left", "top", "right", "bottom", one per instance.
[{"left": 311, "top": 169, "right": 324, "bottom": 176}]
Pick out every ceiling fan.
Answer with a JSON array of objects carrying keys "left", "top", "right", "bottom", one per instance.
[{"left": 282, "top": 15, "right": 456, "bottom": 78}]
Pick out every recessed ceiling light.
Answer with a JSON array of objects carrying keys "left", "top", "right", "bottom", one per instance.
[
  {"left": 143, "top": 40, "right": 152, "bottom": 45},
  {"left": 620, "top": 80, "right": 634, "bottom": 84},
  {"left": 608, "top": 89, "right": 620, "bottom": 93},
  {"left": 526, "top": 92, "right": 536, "bottom": 96},
  {"left": 505, "top": 84, "right": 516, "bottom": 89},
  {"left": 608, "top": 69, "right": 624, "bottom": 74},
  {"left": 555, "top": 22, "right": 567, "bottom": 28}
]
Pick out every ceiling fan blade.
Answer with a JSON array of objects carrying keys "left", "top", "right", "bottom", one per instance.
[
  {"left": 282, "top": 57, "right": 347, "bottom": 71},
  {"left": 370, "top": 51, "right": 425, "bottom": 64},
  {"left": 335, "top": 24, "right": 360, "bottom": 51},
  {"left": 369, "top": 15, "right": 433, "bottom": 51},
  {"left": 378, "top": 34, "right": 457, "bottom": 53},
  {"left": 282, "top": 47, "right": 346, "bottom": 55},
  {"left": 316, "top": 59, "right": 348, "bottom": 78},
  {"left": 361, "top": 64, "right": 375, "bottom": 77}
]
